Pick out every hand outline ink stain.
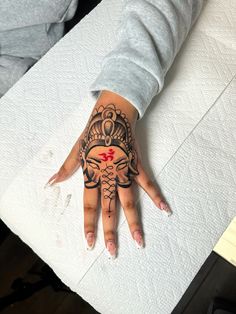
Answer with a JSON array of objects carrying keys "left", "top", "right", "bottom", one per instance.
[
  {"left": 40, "top": 149, "right": 54, "bottom": 163},
  {"left": 43, "top": 184, "right": 61, "bottom": 209},
  {"left": 64, "top": 194, "right": 72, "bottom": 209}
]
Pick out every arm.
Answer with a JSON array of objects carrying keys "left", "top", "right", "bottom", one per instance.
[
  {"left": 89, "top": 0, "right": 204, "bottom": 119},
  {"left": 0, "top": 0, "right": 78, "bottom": 31},
  {"left": 47, "top": 0, "right": 204, "bottom": 257}
]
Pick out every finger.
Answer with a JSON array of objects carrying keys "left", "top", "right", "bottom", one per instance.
[
  {"left": 46, "top": 136, "right": 83, "bottom": 186},
  {"left": 118, "top": 184, "right": 144, "bottom": 249},
  {"left": 83, "top": 187, "right": 99, "bottom": 250},
  {"left": 100, "top": 169, "right": 118, "bottom": 259},
  {"left": 135, "top": 161, "right": 172, "bottom": 216}
]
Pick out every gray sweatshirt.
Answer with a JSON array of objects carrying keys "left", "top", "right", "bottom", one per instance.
[{"left": 0, "top": 0, "right": 204, "bottom": 119}]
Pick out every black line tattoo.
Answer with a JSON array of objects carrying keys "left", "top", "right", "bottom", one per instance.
[{"left": 79, "top": 104, "right": 139, "bottom": 217}]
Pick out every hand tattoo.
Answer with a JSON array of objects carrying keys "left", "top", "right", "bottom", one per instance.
[{"left": 79, "top": 104, "right": 139, "bottom": 217}]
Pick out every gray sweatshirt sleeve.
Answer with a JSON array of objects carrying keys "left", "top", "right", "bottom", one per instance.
[
  {"left": 89, "top": 0, "right": 204, "bottom": 119},
  {"left": 0, "top": 0, "right": 78, "bottom": 31}
]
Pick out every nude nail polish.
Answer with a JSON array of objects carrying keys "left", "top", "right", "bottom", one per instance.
[
  {"left": 133, "top": 230, "right": 144, "bottom": 249},
  {"left": 86, "top": 232, "right": 95, "bottom": 250},
  {"left": 159, "top": 201, "right": 172, "bottom": 216},
  {"left": 44, "top": 178, "right": 56, "bottom": 189},
  {"left": 44, "top": 182, "right": 51, "bottom": 189},
  {"left": 106, "top": 240, "right": 117, "bottom": 259}
]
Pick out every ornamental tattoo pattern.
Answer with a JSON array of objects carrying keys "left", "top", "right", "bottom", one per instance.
[{"left": 79, "top": 104, "right": 139, "bottom": 217}]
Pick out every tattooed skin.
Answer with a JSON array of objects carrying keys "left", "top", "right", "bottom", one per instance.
[{"left": 79, "top": 104, "right": 139, "bottom": 217}]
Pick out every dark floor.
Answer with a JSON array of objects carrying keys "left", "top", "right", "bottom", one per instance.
[
  {"left": 0, "top": 1, "right": 102, "bottom": 313},
  {"left": 173, "top": 251, "right": 236, "bottom": 313},
  {"left": 0, "top": 220, "right": 99, "bottom": 314},
  {"left": 64, "top": 0, "right": 101, "bottom": 34}
]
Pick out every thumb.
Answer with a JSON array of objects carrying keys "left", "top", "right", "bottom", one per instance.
[{"left": 46, "top": 133, "right": 84, "bottom": 186}]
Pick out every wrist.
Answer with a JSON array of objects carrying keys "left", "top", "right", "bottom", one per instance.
[{"left": 95, "top": 90, "right": 139, "bottom": 124}]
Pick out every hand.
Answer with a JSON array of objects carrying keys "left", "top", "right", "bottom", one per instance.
[{"left": 46, "top": 90, "right": 172, "bottom": 259}]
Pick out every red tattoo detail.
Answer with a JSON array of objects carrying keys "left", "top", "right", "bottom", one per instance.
[{"left": 98, "top": 148, "right": 115, "bottom": 161}]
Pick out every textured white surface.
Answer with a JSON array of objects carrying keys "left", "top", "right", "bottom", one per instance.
[
  {"left": 74, "top": 77, "right": 236, "bottom": 314},
  {"left": 0, "top": 0, "right": 236, "bottom": 313}
]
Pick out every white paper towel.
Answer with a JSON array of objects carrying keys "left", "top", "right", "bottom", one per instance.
[
  {"left": 0, "top": 0, "right": 236, "bottom": 313},
  {"left": 73, "top": 76, "right": 236, "bottom": 314}
]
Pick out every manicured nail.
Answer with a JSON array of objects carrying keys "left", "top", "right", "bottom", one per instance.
[
  {"left": 44, "top": 178, "right": 56, "bottom": 189},
  {"left": 133, "top": 230, "right": 144, "bottom": 249},
  {"left": 44, "top": 182, "right": 51, "bottom": 189},
  {"left": 86, "top": 232, "right": 95, "bottom": 250},
  {"left": 106, "top": 240, "right": 117, "bottom": 259},
  {"left": 159, "top": 201, "right": 172, "bottom": 216}
]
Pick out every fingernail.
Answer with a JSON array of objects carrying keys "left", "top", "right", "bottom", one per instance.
[
  {"left": 44, "top": 178, "right": 56, "bottom": 189},
  {"left": 133, "top": 230, "right": 144, "bottom": 249},
  {"left": 44, "top": 182, "right": 51, "bottom": 189},
  {"left": 106, "top": 240, "right": 117, "bottom": 259},
  {"left": 86, "top": 232, "right": 95, "bottom": 250},
  {"left": 159, "top": 201, "right": 172, "bottom": 217}
]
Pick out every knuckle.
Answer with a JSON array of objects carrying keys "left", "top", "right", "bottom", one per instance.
[
  {"left": 124, "top": 200, "right": 135, "bottom": 210},
  {"left": 59, "top": 164, "right": 66, "bottom": 171},
  {"left": 58, "top": 165, "right": 68, "bottom": 177},
  {"left": 103, "top": 208, "right": 115, "bottom": 217},
  {"left": 84, "top": 225, "right": 94, "bottom": 233},
  {"left": 104, "top": 230, "right": 115, "bottom": 239},
  {"left": 153, "top": 193, "right": 161, "bottom": 203},
  {"left": 130, "top": 223, "right": 141, "bottom": 231},
  {"left": 145, "top": 179, "right": 155, "bottom": 189},
  {"left": 84, "top": 205, "right": 97, "bottom": 213}
]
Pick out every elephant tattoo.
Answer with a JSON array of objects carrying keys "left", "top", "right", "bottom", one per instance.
[{"left": 79, "top": 104, "right": 139, "bottom": 217}]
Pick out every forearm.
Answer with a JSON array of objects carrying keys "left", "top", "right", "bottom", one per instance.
[{"left": 89, "top": 0, "right": 204, "bottom": 119}]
